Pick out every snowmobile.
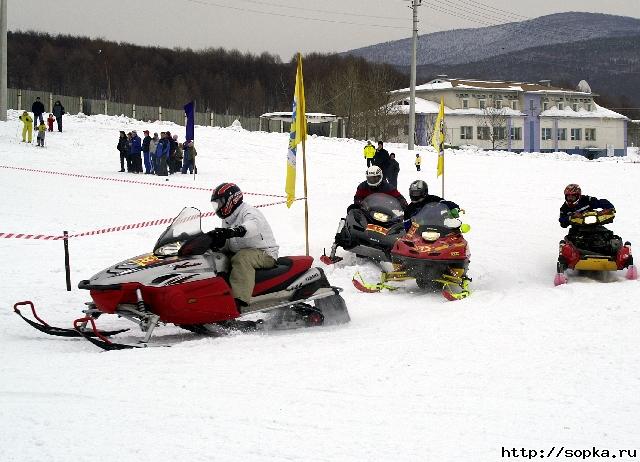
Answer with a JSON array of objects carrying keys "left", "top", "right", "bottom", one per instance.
[
  {"left": 352, "top": 202, "right": 472, "bottom": 301},
  {"left": 554, "top": 209, "right": 637, "bottom": 285},
  {"left": 320, "top": 193, "right": 406, "bottom": 265},
  {"left": 14, "top": 207, "right": 350, "bottom": 350}
]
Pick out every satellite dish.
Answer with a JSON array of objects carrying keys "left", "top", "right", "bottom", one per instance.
[{"left": 577, "top": 80, "right": 591, "bottom": 93}]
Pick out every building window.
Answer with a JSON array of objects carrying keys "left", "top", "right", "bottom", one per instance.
[
  {"left": 570, "top": 128, "right": 582, "bottom": 141},
  {"left": 462, "top": 99, "right": 469, "bottom": 109},
  {"left": 586, "top": 103, "right": 593, "bottom": 111},
  {"left": 572, "top": 103, "right": 578, "bottom": 111},
  {"left": 495, "top": 100, "right": 502, "bottom": 109},
  {"left": 557, "top": 128, "right": 567, "bottom": 140},
  {"left": 558, "top": 102, "right": 564, "bottom": 110},
  {"left": 510, "top": 127, "right": 522, "bottom": 140},
  {"left": 477, "top": 126, "right": 490, "bottom": 140},
  {"left": 460, "top": 126, "right": 473, "bottom": 140},
  {"left": 529, "top": 100, "right": 534, "bottom": 111},
  {"left": 585, "top": 128, "right": 596, "bottom": 141},
  {"left": 543, "top": 102, "right": 549, "bottom": 111},
  {"left": 542, "top": 128, "right": 552, "bottom": 140},
  {"left": 494, "top": 127, "right": 506, "bottom": 140},
  {"left": 511, "top": 101, "right": 518, "bottom": 110},
  {"left": 479, "top": 99, "right": 486, "bottom": 110}
]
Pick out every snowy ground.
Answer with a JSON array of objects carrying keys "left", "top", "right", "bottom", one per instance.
[{"left": 1, "top": 111, "right": 639, "bottom": 461}]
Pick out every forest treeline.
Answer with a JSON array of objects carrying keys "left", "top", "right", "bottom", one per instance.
[{"left": 8, "top": 31, "right": 407, "bottom": 137}]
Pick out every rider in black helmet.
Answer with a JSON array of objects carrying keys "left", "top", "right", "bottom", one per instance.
[{"left": 403, "top": 180, "right": 459, "bottom": 230}]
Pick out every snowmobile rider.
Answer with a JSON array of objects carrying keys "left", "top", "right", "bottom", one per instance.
[
  {"left": 559, "top": 184, "right": 615, "bottom": 228},
  {"left": 403, "top": 180, "right": 460, "bottom": 230},
  {"left": 207, "top": 183, "right": 279, "bottom": 311},
  {"left": 353, "top": 165, "right": 408, "bottom": 210}
]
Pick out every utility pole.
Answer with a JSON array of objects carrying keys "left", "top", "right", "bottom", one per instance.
[
  {"left": 0, "top": 0, "right": 7, "bottom": 122},
  {"left": 407, "top": 0, "right": 421, "bottom": 150}
]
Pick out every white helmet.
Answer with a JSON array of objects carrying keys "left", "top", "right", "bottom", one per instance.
[{"left": 366, "top": 166, "right": 383, "bottom": 187}]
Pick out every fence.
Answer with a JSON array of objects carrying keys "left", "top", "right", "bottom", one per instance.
[{"left": 7, "top": 87, "right": 344, "bottom": 136}]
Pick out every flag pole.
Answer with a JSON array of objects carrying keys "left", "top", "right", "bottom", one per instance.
[
  {"left": 302, "top": 137, "right": 309, "bottom": 256},
  {"left": 441, "top": 160, "right": 444, "bottom": 198}
]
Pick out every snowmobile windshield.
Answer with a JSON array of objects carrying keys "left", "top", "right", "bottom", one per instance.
[
  {"left": 412, "top": 202, "right": 461, "bottom": 231},
  {"left": 153, "top": 207, "right": 203, "bottom": 256},
  {"left": 360, "top": 193, "right": 404, "bottom": 224}
]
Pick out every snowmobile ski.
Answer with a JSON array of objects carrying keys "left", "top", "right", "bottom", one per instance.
[{"left": 13, "top": 301, "right": 129, "bottom": 338}]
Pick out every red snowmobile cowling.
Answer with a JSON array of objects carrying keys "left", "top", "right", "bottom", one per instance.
[
  {"left": 392, "top": 223, "right": 469, "bottom": 262},
  {"left": 85, "top": 255, "right": 315, "bottom": 325}
]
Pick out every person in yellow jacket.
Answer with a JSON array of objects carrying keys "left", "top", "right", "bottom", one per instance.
[
  {"left": 363, "top": 140, "right": 375, "bottom": 167},
  {"left": 415, "top": 153, "right": 422, "bottom": 171},
  {"left": 19, "top": 111, "right": 33, "bottom": 143}
]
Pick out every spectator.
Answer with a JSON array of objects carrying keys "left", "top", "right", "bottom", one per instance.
[
  {"left": 31, "top": 97, "right": 45, "bottom": 130},
  {"left": 373, "top": 140, "right": 392, "bottom": 182},
  {"left": 36, "top": 122, "right": 47, "bottom": 147},
  {"left": 155, "top": 132, "right": 169, "bottom": 176},
  {"left": 174, "top": 137, "right": 184, "bottom": 171},
  {"left": 130, "top": 130, "right": 142, "bottom": 173},
  {"left": 47, "top": 113, "right": 55, "bottom": 132},
  {"left": 149, "top": 132, "right": 159, "bottom": 174},
  {"left": 142, "top": 130, "right": 152, "bottom": 174},
  {"left": 415, "top": 153, "right": 422, "bottom": 172},
  {"left": 125, "top": 132, "right": 134, "bottom": 172},
  {"left": 116, "top": 131, "right": 129, "bottom": 172},
  {"left": 19, "top": 111, "right": 33, "bottom": 143},
  {"left": 388, "top": 153, "right": 400, "bottom": 188},
  {"left": 182, "top": 140, "right": 197, "bottom": 174},
  {"left": 166, "top": 131, "right": 177, "bottom": 174},
  {"left": 52, "top": 100, "right": 65, "bottom": 132},
  {"left": 363, "top": 140, "right": 375, "bottom": 167}
]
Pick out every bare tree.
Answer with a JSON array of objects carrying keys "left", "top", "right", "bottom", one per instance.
[{"left": 481, "top": 105, "right": 508, "bottom": 150}]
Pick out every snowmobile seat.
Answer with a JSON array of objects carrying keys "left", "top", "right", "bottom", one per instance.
[{"left": 254, "top": 257, "right": 294, "bottom": 283}]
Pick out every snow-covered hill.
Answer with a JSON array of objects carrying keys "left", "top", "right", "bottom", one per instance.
[
  {"left": 345, "top": 12, "right": 640, "bottom": 66},
  {"left": 1, "top": 112, "right": 639, "bottom": 461}
]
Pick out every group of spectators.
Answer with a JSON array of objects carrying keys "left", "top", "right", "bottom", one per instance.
[
  {"left": 117, "top": 130, "right": 197, "bottom": 176},
  {"left": 363, "top": 140, "right": 424, "bottom": 188},
  {"left": 18, "top": 96, "right": 66, "bottom": 147}
]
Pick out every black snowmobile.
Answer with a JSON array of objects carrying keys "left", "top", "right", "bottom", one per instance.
[{"left": 321, "top": 193, "right": 406, "bottom": 264}]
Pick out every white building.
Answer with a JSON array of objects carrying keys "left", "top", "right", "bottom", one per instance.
[{"left": 389, "top": 77, "right": 628, "bottom": 157}]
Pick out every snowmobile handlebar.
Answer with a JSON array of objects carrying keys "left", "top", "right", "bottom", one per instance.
[{"left": 569, "top": 209, "right": 615, "bottom": 226}]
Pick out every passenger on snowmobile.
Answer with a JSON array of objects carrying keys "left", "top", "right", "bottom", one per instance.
[
  {"left": 403, "top": 180, "right": 460, "bottom": 230},
  {"left": 353, "top": 165, "right": 408, "bottom": 210},
  {"left": 207, "top": 182, "right": 279, "bottom": 311}
]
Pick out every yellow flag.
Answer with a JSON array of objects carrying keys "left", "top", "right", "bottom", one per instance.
[
  {"left": 285, "top": 53, "right": 307, "bottom": 207},
  {"left": 432, "top": 97, "right": 445, "bottom": 177}
]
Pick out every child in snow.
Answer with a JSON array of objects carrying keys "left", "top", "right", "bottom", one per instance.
[
  {"left": 47, "top": 113, "right": 55, "bottom": 132},
  {"left": 36, "top": 122, "right": 47, "bottom": 147},
  {"left": 415, "top": 153, "right": 422, "bottom": 172}
]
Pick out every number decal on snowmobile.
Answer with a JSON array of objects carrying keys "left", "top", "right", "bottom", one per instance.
[
  {"left": 131, "top": 255, "right": 160, "bottom": 267},
  {"left": 366, "top": 224, "right": 389, "bottom": 235}
]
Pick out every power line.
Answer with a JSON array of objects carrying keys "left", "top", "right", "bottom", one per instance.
[
  {"left": 436, "top": 0, "right": 527, "bottom": 25},
  {"left": 182, "top": 0, "right": 409, "bottom": 30},
  {"left": 236, "top": 0, "right": 407, "bottom": 22},
  {"left": 443, "top": 0, "right": 529, "bottom": 22}
]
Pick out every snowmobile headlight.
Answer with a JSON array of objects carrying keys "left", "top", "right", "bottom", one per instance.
[
  {"left": 372, "top": 212, "right": 390, "bottom": 222},
  {"left": 421, "top": 231, "right": 440, "bottom": 242},
  {"left": 155, "top": 241, "right": 183, "bottom": 256},
  {"left": 584, "top": 215, "right": 597, "bottom": 225}
]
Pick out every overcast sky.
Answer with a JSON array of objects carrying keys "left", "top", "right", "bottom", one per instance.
[{"left": 9, "top": 0, "right": 640, "bottom": 60}]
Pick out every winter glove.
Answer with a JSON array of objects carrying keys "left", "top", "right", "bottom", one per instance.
[{"left": 448, "top": 208, "right": 460, "bottom": 218}]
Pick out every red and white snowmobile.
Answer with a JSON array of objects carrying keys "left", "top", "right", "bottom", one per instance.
[
  {"left": 352, "top": 202, "right": 472, "bottom": 301},
  {"left": 14, "top": 207, "right": 350, "bottom": 350},
  {"left": 554, "top": 209, "right": 637, "bottom": 285}
]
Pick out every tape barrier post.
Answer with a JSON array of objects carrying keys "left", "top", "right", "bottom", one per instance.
[{"left": 63, "top": 231, "right": 71, "bottom": 291}]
